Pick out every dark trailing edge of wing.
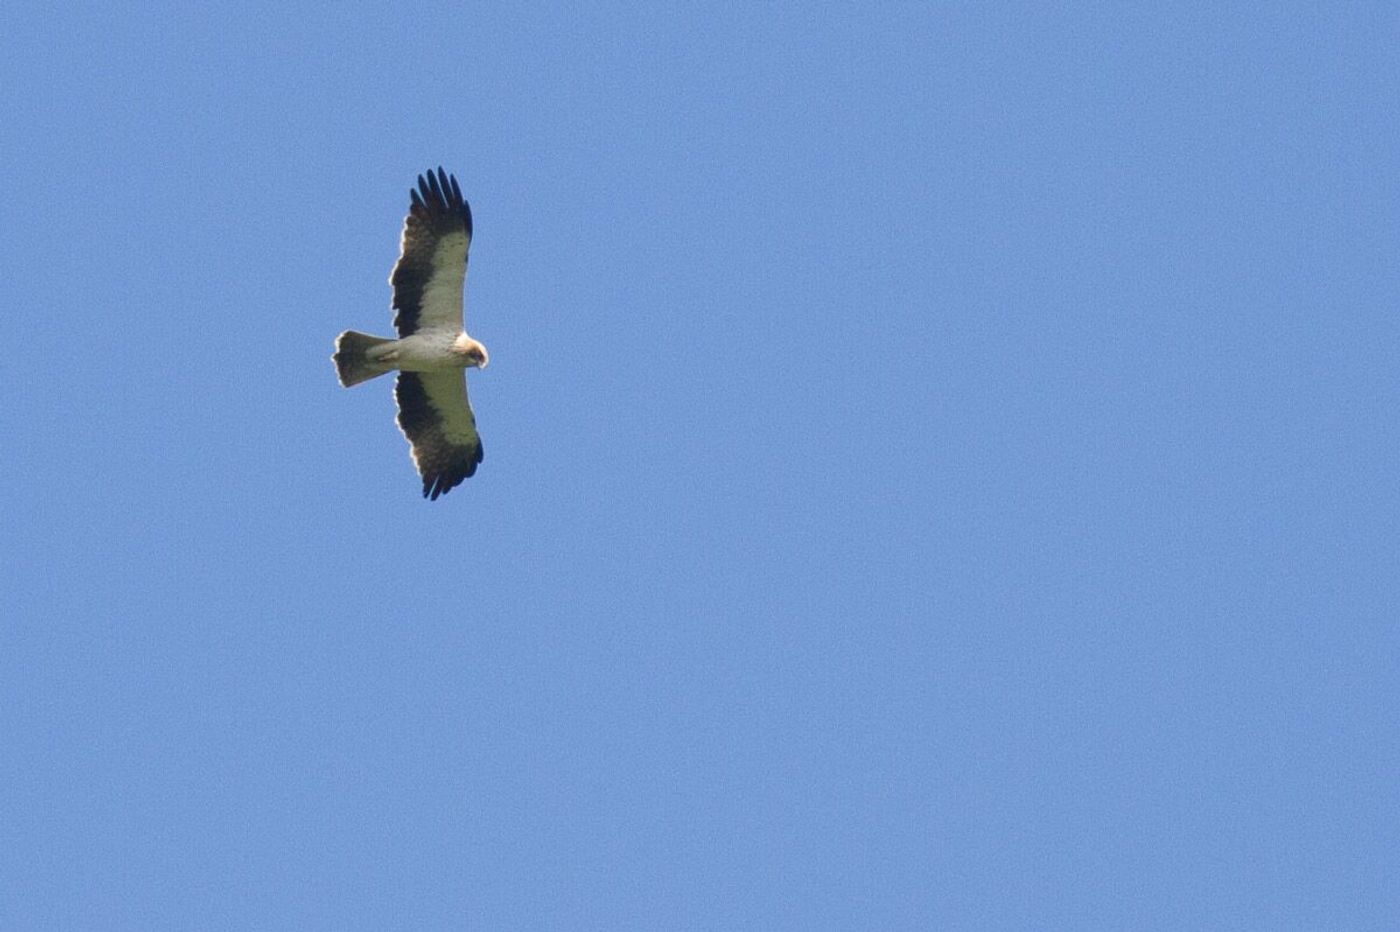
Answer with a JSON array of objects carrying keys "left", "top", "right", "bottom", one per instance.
[
  {"left": 395, "top": 372, "right": 484, "bottom": 500},
  {"left": 391, "top": 166, "right": 473, "bottom": 337}
]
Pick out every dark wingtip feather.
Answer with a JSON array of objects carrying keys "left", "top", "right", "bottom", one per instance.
[
  {"left": 404, "top": 167, "right": 472, "bottom": 232},
  {"left": 419, "top": 440, "right": 484, "bottom": 501}
]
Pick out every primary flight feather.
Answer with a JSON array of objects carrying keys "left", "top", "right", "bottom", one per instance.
[{"left": 332, "top": 167, "right": 489, "bottom": 500}]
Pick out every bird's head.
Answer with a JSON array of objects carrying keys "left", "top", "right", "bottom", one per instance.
[{"left": 455, "top": 336, "right": 490, "bottom": 369}]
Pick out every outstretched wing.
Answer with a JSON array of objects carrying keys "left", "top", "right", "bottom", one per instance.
[
  {"left": 390, "top": 167, "right": 473, "bottom": 337},
  {"left": 395, "top": 371, "right": 483, "bottom": 500}
]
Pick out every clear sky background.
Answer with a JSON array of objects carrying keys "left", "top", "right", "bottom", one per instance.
[{"left": 2, "top": 3, "right": 1396, "bottom": 929}]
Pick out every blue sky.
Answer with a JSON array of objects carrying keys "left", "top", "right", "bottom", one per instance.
[{"left": 2, "top": 3, "right": 1396, "bottom": 928}]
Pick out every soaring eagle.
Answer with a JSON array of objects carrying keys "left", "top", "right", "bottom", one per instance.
[{"left": 333, "top": 168, "right": 488, "bottom": 500}]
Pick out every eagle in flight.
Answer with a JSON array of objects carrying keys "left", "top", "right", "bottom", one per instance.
[{"left": 333, "top": 168, "right": 488, "bottom": 500}]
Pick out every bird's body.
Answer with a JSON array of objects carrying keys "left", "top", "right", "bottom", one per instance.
[
  {"left": 333, "top": 168, "right": 488, "bottom": 500},
  {"left": 359, "top": 330, "right": 482, "bottom": 374}
]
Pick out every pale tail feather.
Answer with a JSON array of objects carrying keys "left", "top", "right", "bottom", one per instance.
[{"left": 333, "top": 331, "right": 394, "bottom": 387}]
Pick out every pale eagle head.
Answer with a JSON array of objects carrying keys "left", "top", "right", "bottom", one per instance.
[{"left": 453, "top": 335, "right": 490, "bottom": 369}]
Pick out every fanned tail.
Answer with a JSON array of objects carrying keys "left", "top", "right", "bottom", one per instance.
[{"left": 333, "top": 331, "right": 394, "bottom": 387}]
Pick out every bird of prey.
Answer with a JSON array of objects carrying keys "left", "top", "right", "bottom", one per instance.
[{"left": 333, "top": 167, "right": 489, "bottom": 500}]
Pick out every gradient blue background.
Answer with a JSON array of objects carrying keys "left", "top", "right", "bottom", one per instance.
[{"left": 3, "top": 3, "right": 1397, "bottom": 928}]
